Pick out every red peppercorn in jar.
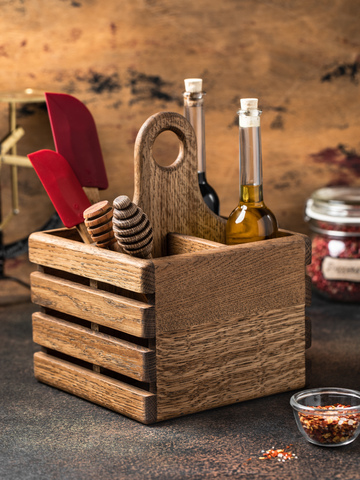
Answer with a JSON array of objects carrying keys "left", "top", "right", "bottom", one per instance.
[{"left": 305, "top": 187, "right": 360, "bottom": 302}]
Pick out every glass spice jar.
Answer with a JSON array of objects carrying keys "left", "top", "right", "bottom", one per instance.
[{"left": 305, "top": 187, "right": 360, "bottom": 302}]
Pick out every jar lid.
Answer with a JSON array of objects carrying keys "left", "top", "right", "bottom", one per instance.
[{"left": 305, "top": 187, "right": 360, "bottom": 224}]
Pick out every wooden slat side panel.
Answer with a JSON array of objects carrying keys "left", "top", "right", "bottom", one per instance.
[
  {"left": 34, "top": 352, "right": 157, "bottom": 424},
  {"left": 28, "top": 231, "right": 155, "bottom": 294},
  {"left": 32, "top": 312, "right": 155, "bottom": 382},
  {"left": 305, "top": 274, "right": 312, "bottom": 307},
  {"left": 156, "top": 305, "right": 306, "bottom": 422},
  {"left": 278, "top": 229, "right": 312, "bottom": 266},
  {"left": 167, "top": 232, "right": 224, "bottom": 256},
  {"left": 305, "top": 315, "right": 312, "bottom": 350},
  {"left": 30, "top": 271, "right": 155, "bottom": 338},
  {"left": 154, "top": 234, "right": 306, "bottom": 333}
]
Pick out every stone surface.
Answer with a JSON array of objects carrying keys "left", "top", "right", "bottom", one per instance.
[{"left": 1, "top": 294, "right": 360, "bottom": 479}]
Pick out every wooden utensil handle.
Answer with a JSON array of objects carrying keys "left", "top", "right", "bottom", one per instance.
[
  {"left": 134, "top": 112, "right": 192, "bottom": 173},
  {"left": 76, "top": 223, "right": 92, "bottom": 244},
  {"left": 133, "top": 112, "right": 226, "bottom": 258}
]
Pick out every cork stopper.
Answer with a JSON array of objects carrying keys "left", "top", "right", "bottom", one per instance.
[
  {"left": 184, "top": 78, "right": 203, "bottom": 93},
  {"left": 239, "top": 98, "right": 261, "bottom": 127},
  {"left": 240, "top": 98, "right": 258, "bottom": 111}
]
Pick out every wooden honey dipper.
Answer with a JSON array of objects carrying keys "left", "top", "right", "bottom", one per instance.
[
  {"left": 83, "top": 200, "right": 122, "bottom": 252},
  {"left": 113, "top": 195, "right": 153, "bottom": 259}
]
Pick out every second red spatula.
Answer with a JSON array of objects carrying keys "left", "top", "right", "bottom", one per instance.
[{"left": 45, "top": 92, "right": 108, "bottom": 204}]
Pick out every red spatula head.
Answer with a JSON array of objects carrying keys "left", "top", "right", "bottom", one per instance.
[
  {"left": 45, "top": 92, "right": 108, "bottom": 190},
  {"left": 28, "top": 149, "right": 91, "bottom": 228}
]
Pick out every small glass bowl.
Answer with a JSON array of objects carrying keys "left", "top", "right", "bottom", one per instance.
[{"left": 290, "top": 388, "right": 360, "bottom": 447}]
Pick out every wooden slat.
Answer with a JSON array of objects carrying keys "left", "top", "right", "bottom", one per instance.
[
  {"left": 305, "top": 315, "right": 312, "bottom": 350},
  {"left": 32, "top": 312, "right": 155, "bottom": 382},
  {"left": 304, "top": 235, "right": 312, "bottom": 266},
  {"left": 167, "top": 232, "right": 224, "bottom": 255},
  {"left": 30, "top": 271, "right": 155, "bottom": 338},
  {"left": 89, "top": 277, "right": 101, "bottom": 373},
  {"left": 34, "top": 352, "right": 156, "bottom": 424},
  {"left": 278, "top": 229, "right": 312, "bottom": 265},
  {"left": 28, "top": 231, "right": 155, "bottom": 294},
  {"left": 154, "top": 233, "right": 306, "bottom": 333},
  {"left": 156, "top": 305, "right": 306, "bottom": 421},
  {"left": 305, "top": 274, "right": 312, "bottom": 307}
]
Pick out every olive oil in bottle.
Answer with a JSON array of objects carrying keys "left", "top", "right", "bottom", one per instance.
[
  {"left": 183, "top": 78, "right": 220, "bottom": 215},
  {"left": 226, "top": 98, "right": 278, "bottom": 244}
]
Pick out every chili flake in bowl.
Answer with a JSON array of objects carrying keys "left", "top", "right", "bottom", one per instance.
[{"left": 290, "top": 388, "right": 360, "bottom": 447}]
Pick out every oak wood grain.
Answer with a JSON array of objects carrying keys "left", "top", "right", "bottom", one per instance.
[
  {"left": 73, "top": 220, "right": 102, "bottom": 372},
  {"left": 133, "top": 112, "right": 226, "bottom": 258},
  {"left": 29, "top": 225, "right": 310, "bottom": 423},
  {"left": 278, "top": 229, "right": 312, "bottom": 266},
  {"left": 305, "top": 315, "right": 312, "bottom": 350},
  {"left": 30, "top": 271, "right": 155, "bottom": 338},
  {"left": 32, "top": 312, "right": 156, "bottom": 382},
  {"left": 28, "top": 230, "right": 155, "bottom": 294},
  {"left": 167, "top": 232, "right": 224, "bottom": 255},
  {"left": 34, "top": 351, "right": 156, "bottom": 424},
  {"left": 155, "top": 305, "right": 305, "bottom": 421},
  {"left": 305, "top": 274, "right": 312, "bottom": 307},
  {"left": 153, "top": 233, "right": 306, "bottom": 333}
]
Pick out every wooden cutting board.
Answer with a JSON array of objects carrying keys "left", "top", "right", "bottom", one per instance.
[{"left": 133, "top": 111, "right": 226, "bottom": 258}]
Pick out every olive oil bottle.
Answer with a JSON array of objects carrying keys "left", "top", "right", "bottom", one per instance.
[
  {"left": 226, "top": 98, "right": 278, "bottom": 244},
  {"left": 183, "top": 78, "right": 220, "bottom": 215}
]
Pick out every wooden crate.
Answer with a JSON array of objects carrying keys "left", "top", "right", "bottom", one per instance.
[{"left": 29, "top": 226, "right": 311, "bottom": 424}]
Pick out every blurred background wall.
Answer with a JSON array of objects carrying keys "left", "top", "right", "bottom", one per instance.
[{"left": 1, "top": 0, "right": 360, "bottom": 264}]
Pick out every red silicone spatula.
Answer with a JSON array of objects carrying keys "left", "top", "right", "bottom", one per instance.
[
  {"left": 45, "top": 92, "right": 108, "bottom": 204},
  {"left": 28, "top": 149, "right": 92, "bottom": 243}
]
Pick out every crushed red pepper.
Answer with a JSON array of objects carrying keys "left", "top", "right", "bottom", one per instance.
[
  {"left": 258, "top": 445, "right": 297, "bottom": 462},
  {"left": 298, "top": 404, "right": 360, "bottom": 444}
]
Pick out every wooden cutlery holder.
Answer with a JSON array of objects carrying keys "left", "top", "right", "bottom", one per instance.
[
  {"left": 29, "top": 112, "right": 311, "bottom": 424},
  {"left": 29, "top": 227, "right": 311, "bottom": 424}
]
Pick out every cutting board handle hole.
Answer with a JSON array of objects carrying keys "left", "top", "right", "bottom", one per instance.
[{"left": 152, "top": 130, "right": 181, "bottom": 167}]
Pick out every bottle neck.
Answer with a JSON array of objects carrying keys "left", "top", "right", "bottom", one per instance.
[
  {"left": 238, "top": 108, "right": 263, "bottom": 203},
  {"left": 183, "top": 91, "right": 206, "bottom": 173}
]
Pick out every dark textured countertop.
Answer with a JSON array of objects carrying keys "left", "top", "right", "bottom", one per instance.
[{"left": 1, "top": 293, "right": 359, "bottom": 479}]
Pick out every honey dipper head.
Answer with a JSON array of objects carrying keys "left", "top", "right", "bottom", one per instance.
[
  {"left": 113, "top": 196, "right": 153, "bottom": 258},
  {"left": 83, "top": 200, "right": 117, "bottom": 249}
]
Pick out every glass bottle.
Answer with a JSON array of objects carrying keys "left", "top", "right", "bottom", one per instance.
[
  {"left": 226, "top": 98, "right": 278, "bottom": 244},
  {"left": 183, "top": 78, "right": 220, "bottom": 215}
]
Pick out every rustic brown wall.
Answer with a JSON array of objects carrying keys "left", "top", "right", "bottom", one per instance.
[{"left": 1, "top": 0, "right": 360, "bottom": 246}]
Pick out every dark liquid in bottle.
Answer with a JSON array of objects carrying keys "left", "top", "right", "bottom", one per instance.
[{"left": 198, "top": 172, "right": 220, "bottom": 215}]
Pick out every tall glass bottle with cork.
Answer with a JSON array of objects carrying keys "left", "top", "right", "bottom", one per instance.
[
  {"left": 226, "top": 98, "right": 278, "bottom": 244},
  {"left": 183, "top": 78, "right": 220, "bottom": 215}
]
